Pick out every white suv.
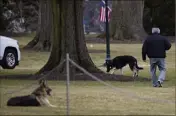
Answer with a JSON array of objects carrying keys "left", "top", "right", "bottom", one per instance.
[{"left": 0, "top": 36, "right": 21, "bottom": 69}]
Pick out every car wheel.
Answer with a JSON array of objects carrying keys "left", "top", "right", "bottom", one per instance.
[{"left": 2, "top": 49, "right": 17, "bottom": 69}]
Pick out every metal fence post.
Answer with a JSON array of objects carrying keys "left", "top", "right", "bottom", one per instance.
[
  {"left": 66, "top": 53, "right": 70, "bottom": 116},
  {"left": 105, "top": 0, "right": 111, "bottom": 64}
]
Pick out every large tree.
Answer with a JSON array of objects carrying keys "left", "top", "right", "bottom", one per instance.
[
  {"left": 110, "top": 0, "right": 147, "bottom": 40},
  {"left": 36, "top": 0, "right": 101, "bottom": 78},
  {"left": 24, "top": 0, "right": 51, "bottom": 51}
]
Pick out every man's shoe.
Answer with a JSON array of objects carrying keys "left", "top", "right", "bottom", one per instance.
[{"left": 157, "top": 81, "right": 162, "bottom": 87}]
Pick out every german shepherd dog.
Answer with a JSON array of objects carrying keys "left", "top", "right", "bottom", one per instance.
[
  {"left": 7, "top": 79, "right": 57, "bottom": 107},
  {"left": 105, "top": 55, "right": 143, "bottom": 77}
]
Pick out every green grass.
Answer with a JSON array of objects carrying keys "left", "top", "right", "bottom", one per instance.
[
  {"left": 13, "top": 33, "right": 35, "bottom": 48},
  {"left": 0, "top": 80, "right": 175, "bottom": 115},
  {"left": 0, "top": 35, "right": 175, "bottom": 115}
]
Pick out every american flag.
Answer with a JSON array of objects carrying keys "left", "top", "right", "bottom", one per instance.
[{"left": 99, "top": 0, "right": 112, "bottom": 22}]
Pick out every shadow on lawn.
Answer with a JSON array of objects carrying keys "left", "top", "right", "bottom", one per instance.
[{"left": 0, "top": 73, "right": 151, "bottom": 82}]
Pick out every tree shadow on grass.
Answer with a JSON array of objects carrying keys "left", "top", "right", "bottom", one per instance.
[{"left": 0, "top": 73, "right": 151, "bottom": 82}]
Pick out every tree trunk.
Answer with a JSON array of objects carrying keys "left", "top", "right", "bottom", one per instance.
[
  {"left": 37, "top": 0, "right": 101, "bottom": 78},
  {"left": 110, "top": 0, "right": 147, "bottom": 40},
  {"left": 24, "top": 0, "right": 51, "bottom": 51}
]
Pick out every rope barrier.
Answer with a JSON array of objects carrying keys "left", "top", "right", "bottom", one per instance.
[
  {"left": 2, "top": 57, "right": 174, "bottom": 105},
  {"left": 3, "top": 60, "right": 66, "bottom": 95},
  {"left": 69, "top": 58, "right": 175, "bottom": 104}
]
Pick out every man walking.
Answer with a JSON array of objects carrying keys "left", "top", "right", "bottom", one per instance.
[{"left": 142, "top": 27, "right": 171, "bottom": 87}]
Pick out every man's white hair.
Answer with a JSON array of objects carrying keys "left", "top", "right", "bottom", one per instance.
[{"left": 152, "top": 27, "right": 160, "bottom": 34}]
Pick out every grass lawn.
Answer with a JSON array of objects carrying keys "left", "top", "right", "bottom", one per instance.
[
  {"left": 0, "top": 80, "right": 175, "bottom": 115},
  {"left": 0, "top": 35, "right": 175, "bottom": 115}
]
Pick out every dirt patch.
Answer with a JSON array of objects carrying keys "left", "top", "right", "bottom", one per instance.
[{"left": 0, "top": 73, "right": 151, "bottom": 82}]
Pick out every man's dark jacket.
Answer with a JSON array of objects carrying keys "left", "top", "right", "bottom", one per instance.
[{"left": 142, "top": 33, "right": 171, "bottom": 60}]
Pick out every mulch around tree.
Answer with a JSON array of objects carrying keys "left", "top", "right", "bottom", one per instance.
[{"left": 0, "top": 73, "right": 151, "bottom": 82}]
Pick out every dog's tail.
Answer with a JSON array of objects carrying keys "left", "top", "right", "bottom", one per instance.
[
  {"left": 129, "top": 61, "right": 143, "bottom": 71},
  {"left": 135, "top": 61, "right": 143, "bottom": 70}
]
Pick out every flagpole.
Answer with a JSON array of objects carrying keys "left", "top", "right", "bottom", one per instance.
[{"left": 105, "top": 0, "right": 111, "bottom": 63}]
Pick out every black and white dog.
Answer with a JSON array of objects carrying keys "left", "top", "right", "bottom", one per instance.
[{"left": 105, "top": 55, "right": 143, "bottom": 77}]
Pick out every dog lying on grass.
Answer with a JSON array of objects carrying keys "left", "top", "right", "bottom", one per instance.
[
  {"left": 105, "top": 55, "right": 144, "bottom": 77},
  {"left": 7, "top": 79, "right": 57, "bottom": 107}
]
